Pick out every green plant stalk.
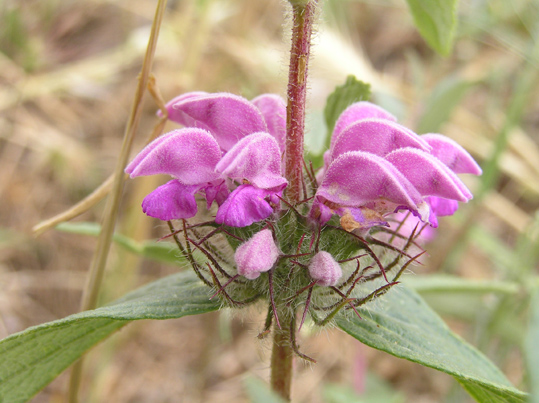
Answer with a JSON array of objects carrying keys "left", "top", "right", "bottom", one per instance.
[
  {"left": 271, "top": 1, "right": 317, "bottom": 400},
  {"left": 67, "top": 0, "right": 168, "bottom": 401}
]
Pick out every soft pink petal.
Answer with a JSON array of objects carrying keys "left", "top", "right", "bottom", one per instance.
[
  {"left": 203, "top": 180, "right": 229, "bottom": 208},
  {"left": 331, "top": 119, "right": 431, "bottom": 161},
  {"left": 308, "top": 251, "right": 342, "bottom": 287},
  {"left": 427, "top": 196, "right": 459, "bottom": 227},
  {"left": 159, "top": 91, "right": 208, "bottom": 122},
  {"left": 385, "top": 148, "right": 472, "bottom": 201},
  {"left": 125, "top": 128, "right": 221, "bottom": 185},
  {"left": 216, "top": 132, "right": 287, "bottom": 190},
  {"left": 141, "top": 180, "right": 199, "bottom": 221},
  {"left": 422, "top": 134, "right": 482, "bottom": 175},
  {"left": 215, "top": 185, "right": 274, "bottom": 227},
  {"left": 317, "top": 151, "right": 424, "bottom": 214},
  {"left": 234, "top": 229, "right": 280, "bottom": 279},
  {"left": 332, "top": 102, "right": 397, "bottom": 149},
  {"left": 251, "top": 94, "right": 286, "bottom": 152},
  {"left": 170, "top": 92, "right": 268, "bottom": 151}
]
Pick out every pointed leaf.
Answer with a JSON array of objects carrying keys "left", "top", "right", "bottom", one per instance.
[
  {"left": 0, "top": 272, "right": 219, "bottom": 403},
  {"left": 336, "top": 285, "right": 527, "bottom": 403},
  {"left": 324, "top": 75, "right": 371, "bottom": 141},
  {"left": 405, "top": 0, "right": 459, "bottom": 56}
]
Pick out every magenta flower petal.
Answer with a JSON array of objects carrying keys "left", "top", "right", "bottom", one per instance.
[
  {"left": 215, "top": 185, "right": 274, "bottom": 227},
  {"left": 216, "top": 132, "right": 288, "bottom": 190},
  {"left": 234, "top": 229, "right": 280, "bottom": 280},
  {"left": 317, "top": 151, "right": 426, "bottom": 217},
  {"left": 141, "top": 180, "right": 199, "bottom": 221},
  {"left": 331, "top": 119, "right": 431, "bottom": 161},
  {"left": 427, "top": 196, "right": 459, "bottom": 228},
  {"left": 160, "top": 91, "right": 208, "bottom": 122},
  {"left": 308, "top": 251, "right": 342, "bottom": 287},
  {"left": 251, "top": 94, "right": 286, "bottom": 152},
  {"left": 204, "top": 180, "right": 229, "bottom": 209},
  {"left": 386, "top": 148, "right": 472, "bottom": 202},
  {"left": 422, "top": 134, "right": 482, "bottom": 175},
  {"left": 332, "top": 102, "right": 397, "bottom": 149},
  {"left": 125, "top": 128, "right": 222, "bottom": 185},
  {"left": 170, "top": 92, "right": 268, "bottom": 151}
]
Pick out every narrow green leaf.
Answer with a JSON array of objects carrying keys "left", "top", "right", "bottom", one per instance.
[
  {"left": 404, "top": 274, "right": 519, "bottom": 295},
  {"left": 525, "top": 282, "right": 539, "bottom": 403},
  {"left": 0, "top": 271, "right": 219, "bottom": 403},
  {"left": 405, "top": 0, "right": 459, "bottom": 56},
  {"left": 336, "top": 286, "right": 527, "bottom": 403},
  {"left": 324, "top": 75, "right": 371, "bottom": 140},
  {"left": 56, "top": 221, "right": 183, "bottom": 265}
]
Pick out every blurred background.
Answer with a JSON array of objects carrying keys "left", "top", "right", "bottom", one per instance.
[{"left": 1, "top": 0, "right": 538, "bottom": 402}]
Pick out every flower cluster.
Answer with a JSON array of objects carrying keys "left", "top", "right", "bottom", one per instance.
[
  {"left": 126, "top": 92, "right": 288, "bottom": 227},
  {"left": 126, "top": 91, "right": 481, "bottom": 355}
]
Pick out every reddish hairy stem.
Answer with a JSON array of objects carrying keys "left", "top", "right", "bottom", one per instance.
[{"left": 284, "top": 0, "right": 317, "bottom": 204}]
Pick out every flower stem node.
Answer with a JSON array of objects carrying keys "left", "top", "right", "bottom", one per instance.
[
  {"left": 234, "top": 229, "right": 280, "bottom": 280},
  {"left": 308, "top": 251, "right": 343, "bottom": 287}
]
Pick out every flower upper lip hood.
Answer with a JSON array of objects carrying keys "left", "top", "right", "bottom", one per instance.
[
  {"left": 126, "top": 92, "right": 288, "bottom": 227},
  {"left": 311, "top": 101, "right": 482, "bottom": 228}
]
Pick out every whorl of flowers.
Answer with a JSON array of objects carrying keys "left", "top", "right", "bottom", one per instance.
[{"left": 126, "top": 91, "right": 481, "bottom": 360}]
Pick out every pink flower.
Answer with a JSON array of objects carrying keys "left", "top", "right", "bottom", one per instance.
[
  {"left": 311, "top": 102, "right": 481, "bottom": 229},
  {"left": 308, "top": 251, "right": 342, "bottom": 287},
  {"left": 234, "top": 229, "right": 280, "bottom": 279},
  {"left": 126, "top": 92, "right": 288, "bottom": 227}
]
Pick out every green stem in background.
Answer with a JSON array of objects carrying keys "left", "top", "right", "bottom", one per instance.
[
  {"left": 67, "top": 0, "right": 168, "bottom": 401},
  {"left": 284, "top": 0, "right": 317, "bottom": 204}
]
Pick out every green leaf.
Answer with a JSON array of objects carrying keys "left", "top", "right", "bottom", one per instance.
[
  {"left": 525, "top": 282, "right": 539, "bottom": 403},
  {"left": 405, "top": 0, "right": 459, "bottom": 56},
  {"left": 56, "top": 222, "right": 183, "bottom": 265},
  {"left": 404, "top": 274, "right": 519, "bottom": 295},
  {"left": 324, "top": 75, "right": 371, "bottom": 141},
  {"left": 0, "top": 271, "right": 219, "bottom": 403},
  {"left": 336, "top": 286, "right": 527, "bottom": 403}
]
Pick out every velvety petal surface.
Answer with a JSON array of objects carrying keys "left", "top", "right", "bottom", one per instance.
[
  {"left": 331, "top": 119, "right": 431, "bottom": 161},
  {"left": 160, "top": 91, "right": 208, "bottom": 123},
  {"left": 422, "top": 134, "right": 482, "bottom": 175},
  {"left": 215, "top": 185, "right": 274, "bottom": 227},
  {"left": 385, "top": 148, "right": 472, "bottom": 201},
  {"left": 170, "top": 92, "right": 268, "bottom": 151},
  {"left": 308, "top": 251, "right": 342, "bottom": 287},
  {"left": 126, "top": 128, "right": 221, "bottom": 185},
  {"left": 234, "top": 229, "right": 280, "bottom": 280},
  {"left": 332, "top": 102, "right": 397, "bottom": 148},
  {"left": 427, "top": 196, "right": 459, "bottom": 227},
  {"left": 317, "top": 151, "right": 425, "bottom": 213},
  {"left": 141, "top": 180, "right": 199, "bottom": 221},
  {"left": 251, "top": 94, "right": 286, "bottom": 152},
  {"left": 216, "top": 132, "right": 287, "bottom": 190}
]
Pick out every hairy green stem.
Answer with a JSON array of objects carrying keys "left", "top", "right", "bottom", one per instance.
[
  {"left": 284, "top": 0, "right": 317, "bottom": 204},
  {"left": 270, "top": 310, "right": 294, "bottom": 401}
]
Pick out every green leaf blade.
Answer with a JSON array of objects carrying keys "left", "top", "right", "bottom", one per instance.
[
  {"left": 336, "top": 286, "right": 527, "bottom": 403},
  {"left": 0, "top": 271, "right": 219, "bottom": 403},
  {"left": 405, "top": 0, "right": 459, "bottom": 56},
  {"left": 324, "top": 75, "right": 371, "bottom": 139}
]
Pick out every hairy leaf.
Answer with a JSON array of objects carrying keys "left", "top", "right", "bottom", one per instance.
[
  {"left": 336, "top": 285, "right": 527, "bottom": 403},
  {"left": 0, "top": 271, "right": 219, "bottom": 403}
]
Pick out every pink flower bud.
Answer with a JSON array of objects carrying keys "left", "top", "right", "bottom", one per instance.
[
  {"left": 308, "top": 251, "right": 342, "bottom": 287},
  {"left": 234, "top": 229, "right": 280, "bottom": 280}
]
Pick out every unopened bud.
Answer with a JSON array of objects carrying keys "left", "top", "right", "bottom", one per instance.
[
  {"left": 234, "top": 229, "right": 280, "bottom": 280},
  {"left": 308, "top": 251, "right": 342, "bottom": 287}
]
